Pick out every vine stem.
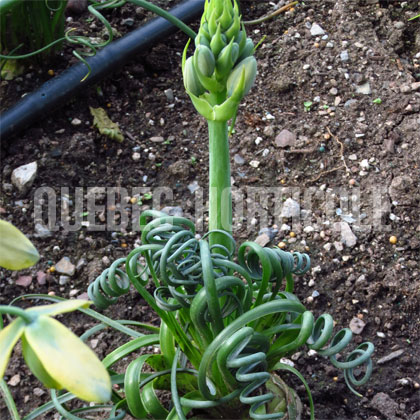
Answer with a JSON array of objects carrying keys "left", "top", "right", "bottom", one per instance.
[
  {"left": 208, "top": 119, "right": 232, "bottom": 253},
  {"left": 0, "top": 305, "right": 33, "bottom": 324},
  {"left": 0, "top": 379, "right": 21, "bottom": 420}
]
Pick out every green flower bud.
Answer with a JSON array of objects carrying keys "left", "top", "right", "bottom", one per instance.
[
  {"left": 195, "top": 33, "right": 210, "bottom": 49},
  {"left": 184, "top": 56, "right": 205, "bottom": 97},
  {"left": 210, "top": 24, "right": 226, "bottom": 57},
  {"left": 237, "top": 37, "right": 254, "bottom": 63},
  {"left": 194, "top": 45, "right": 216, "bottom": 77},
  {"left": 227, "top": 56, "right": 257, "bottom": 98},
  {"left": 201, "top": 22, "right": 210, "bottom": 40},
  {"left": 235, "top": 29, "right": 247, "bottom": 55},
  {"left": 225, "top": 11, "right": 240, "bottom": 40},
  {"left": 208, "top": 8, "right": 218, "bottom": 36},
  {"left": 216, "top": 40, "right": 239, "bottom": 77},
  {"left": 219, "top": 4, "right": 233, "bottom": 31}
]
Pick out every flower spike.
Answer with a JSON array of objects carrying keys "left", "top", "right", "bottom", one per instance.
[{"left": 183, "top": 0, "right": 257, "bottom": 123}]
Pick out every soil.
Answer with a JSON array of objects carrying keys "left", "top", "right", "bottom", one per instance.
[{"left": 1, "top": 1, "right": 420, "bottom": 419}]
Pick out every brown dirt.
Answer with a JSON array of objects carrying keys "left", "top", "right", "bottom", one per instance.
[{"left": 1, "top": 1, "right": 419, "bottom": 419}]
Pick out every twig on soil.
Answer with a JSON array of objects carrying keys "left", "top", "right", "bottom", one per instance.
[
  {"left": 308, "top": 128, "right": 350, "bottom": 182},
  {"left": 243, "top": 1, "right": 298, "bottom": 25},
  {"left": 309, "top": 165, "right": 345, "bottom": 183},
  {"left": 327, "top": 126, "right": 351, "bottom": 174},
  {"left": 286, "top": 145, "right": 318, "bottom": 154},
  {"left": 278, "top": 112, "right": 297, "bottom": 116}
]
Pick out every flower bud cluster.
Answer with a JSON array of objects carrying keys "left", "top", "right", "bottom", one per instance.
[{"left": 183, "top": 0, "right": 257, "bottom": 121}]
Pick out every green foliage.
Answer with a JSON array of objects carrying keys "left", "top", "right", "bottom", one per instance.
[
  {"left": 0, "top": 301, "right": 112, "bottom": 403},
  {"left": 0, "top": 0, "right": 196, "bottom": 79},
  {"left": 0, "top": 2, "right": 375, "bottom": 419},
  {"left": 0, "top": 220, "right": 39, "bottom": 270},
  {"left": 0, "top": 0, "right": 66, "bottom": 68},
  {"left": 303, "top": 101, "right": 313, "bottom": 112},
  {"left": 80, "top": 210, "right": 372, "bottom": 420}
]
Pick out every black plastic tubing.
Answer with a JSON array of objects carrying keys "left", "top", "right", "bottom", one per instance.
[{"left": 0, "top": 0, "right": 204, "bottom": 143}]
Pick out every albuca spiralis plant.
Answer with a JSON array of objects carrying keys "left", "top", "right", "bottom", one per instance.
[{"left": 0, "top": 1, "right": 374, "bottom": 419}]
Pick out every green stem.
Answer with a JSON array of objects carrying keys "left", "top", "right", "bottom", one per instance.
[
  {"left": 208, "top": 120, "right": 232, "bottom": 253},
  {"left": 0, "top": 305, "right": 33, "bottom": 324},
  {"left": 129, "top": 0, "right": 197, "bottom": 39},
  {"left": 0, "top": 379, "right": 21, "bottom": 420}
]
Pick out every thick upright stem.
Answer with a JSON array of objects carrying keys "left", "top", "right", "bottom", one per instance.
[{"left": 208, "top": 119, "right": 232, "bottom": 253}]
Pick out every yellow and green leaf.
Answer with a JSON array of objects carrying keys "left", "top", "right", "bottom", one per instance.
[
  {"left": 26, "top": 300, "right": 91, "bottom": 317},
  {"left": 24, "top": 316, "right": 111, "bottom": 403},
  {"left": 21, "top": 335, "right": 61, "bottom": 389},
  {"left": 0, "top": 220, "right": 39, "bottom": 270},
  {"left": 0, "top": 318, "right": 24, "bottom": 377}
]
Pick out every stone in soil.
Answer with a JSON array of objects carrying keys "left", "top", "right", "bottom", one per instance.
[
  {"left": 234, "top": 154, "right": 245, "bottom": 165},
  {"left": 258, "top": 227, "right": 278, "bottom": 241},
  {"left": 36, "top": 271, "right": 47, "bottom": 285},
  {"left": 187, "top": 181, "right": 200, "bottom": 193},
  {"left": 150, "top": 136, "right": 164, "bottom": 143},
  {"left": 8, "top": 374, "right": 20, "bottom": 386},
  {"left": 310, "top": 23, "right": 325, "bottom": 36},
  {"left": 11, "top": 161, "right": 38, "bottom": 193},
  {"left": 349, "top": 317, "right": 366, "bottom": 334},
  {"left": 168, "top": 161, "right": 190, "bottom": 178},
  {"left": 377, "top": 349, "right": 404, "bottom": 365},
  {"left": 254, "top": 233, "right": 271, "bottom": 247},
  {"left": 340, "top": 50, "right": 349, "bottom": 61},
  {"left": 59, "top": 275, "right": 70, "bottom": 285},
  {"left": 161, "top": 206, "right": 183, "bottom": 217},
  {"left": 355, "top": 82, "right": 371, "bottom": 95},
  {"left": 281, "top": 198, "right": 300, "bottom": 218},
  {"left": 55, "top": 256, "right": 76, "bottom": 276},
  {"left": 388, "top": 175, "right": 415, "bottom": 205},
  {"left": 334, "top": 221, "right": 357, "bottom": 247},
  {"left": 274, "top": 129, "right": 296, "bottom": 148},
  {"left": 370, "top": 393, "right": 401, "bottom": 420},
  {"left": 16, "top": 275, "right": 32, "bottom": 287}
]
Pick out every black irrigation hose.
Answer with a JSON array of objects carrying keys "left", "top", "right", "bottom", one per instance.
[{"left": 0, "top": 0, "right": 205, "bottom": 144}]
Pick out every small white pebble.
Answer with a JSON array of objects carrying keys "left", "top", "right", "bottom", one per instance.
[
  {"left": 280, "top": 358, "right": 295, "bottom": 367},
  {"left": 359, "top": 159, "right": 370, "bottom": 169},
  {"left": 132, "top": 152, "right": 141, "bottom": 161}
]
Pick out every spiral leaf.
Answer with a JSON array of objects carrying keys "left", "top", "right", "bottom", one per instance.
[{"left": 86, "top": 211, "right": 374, "bottom": 418}]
